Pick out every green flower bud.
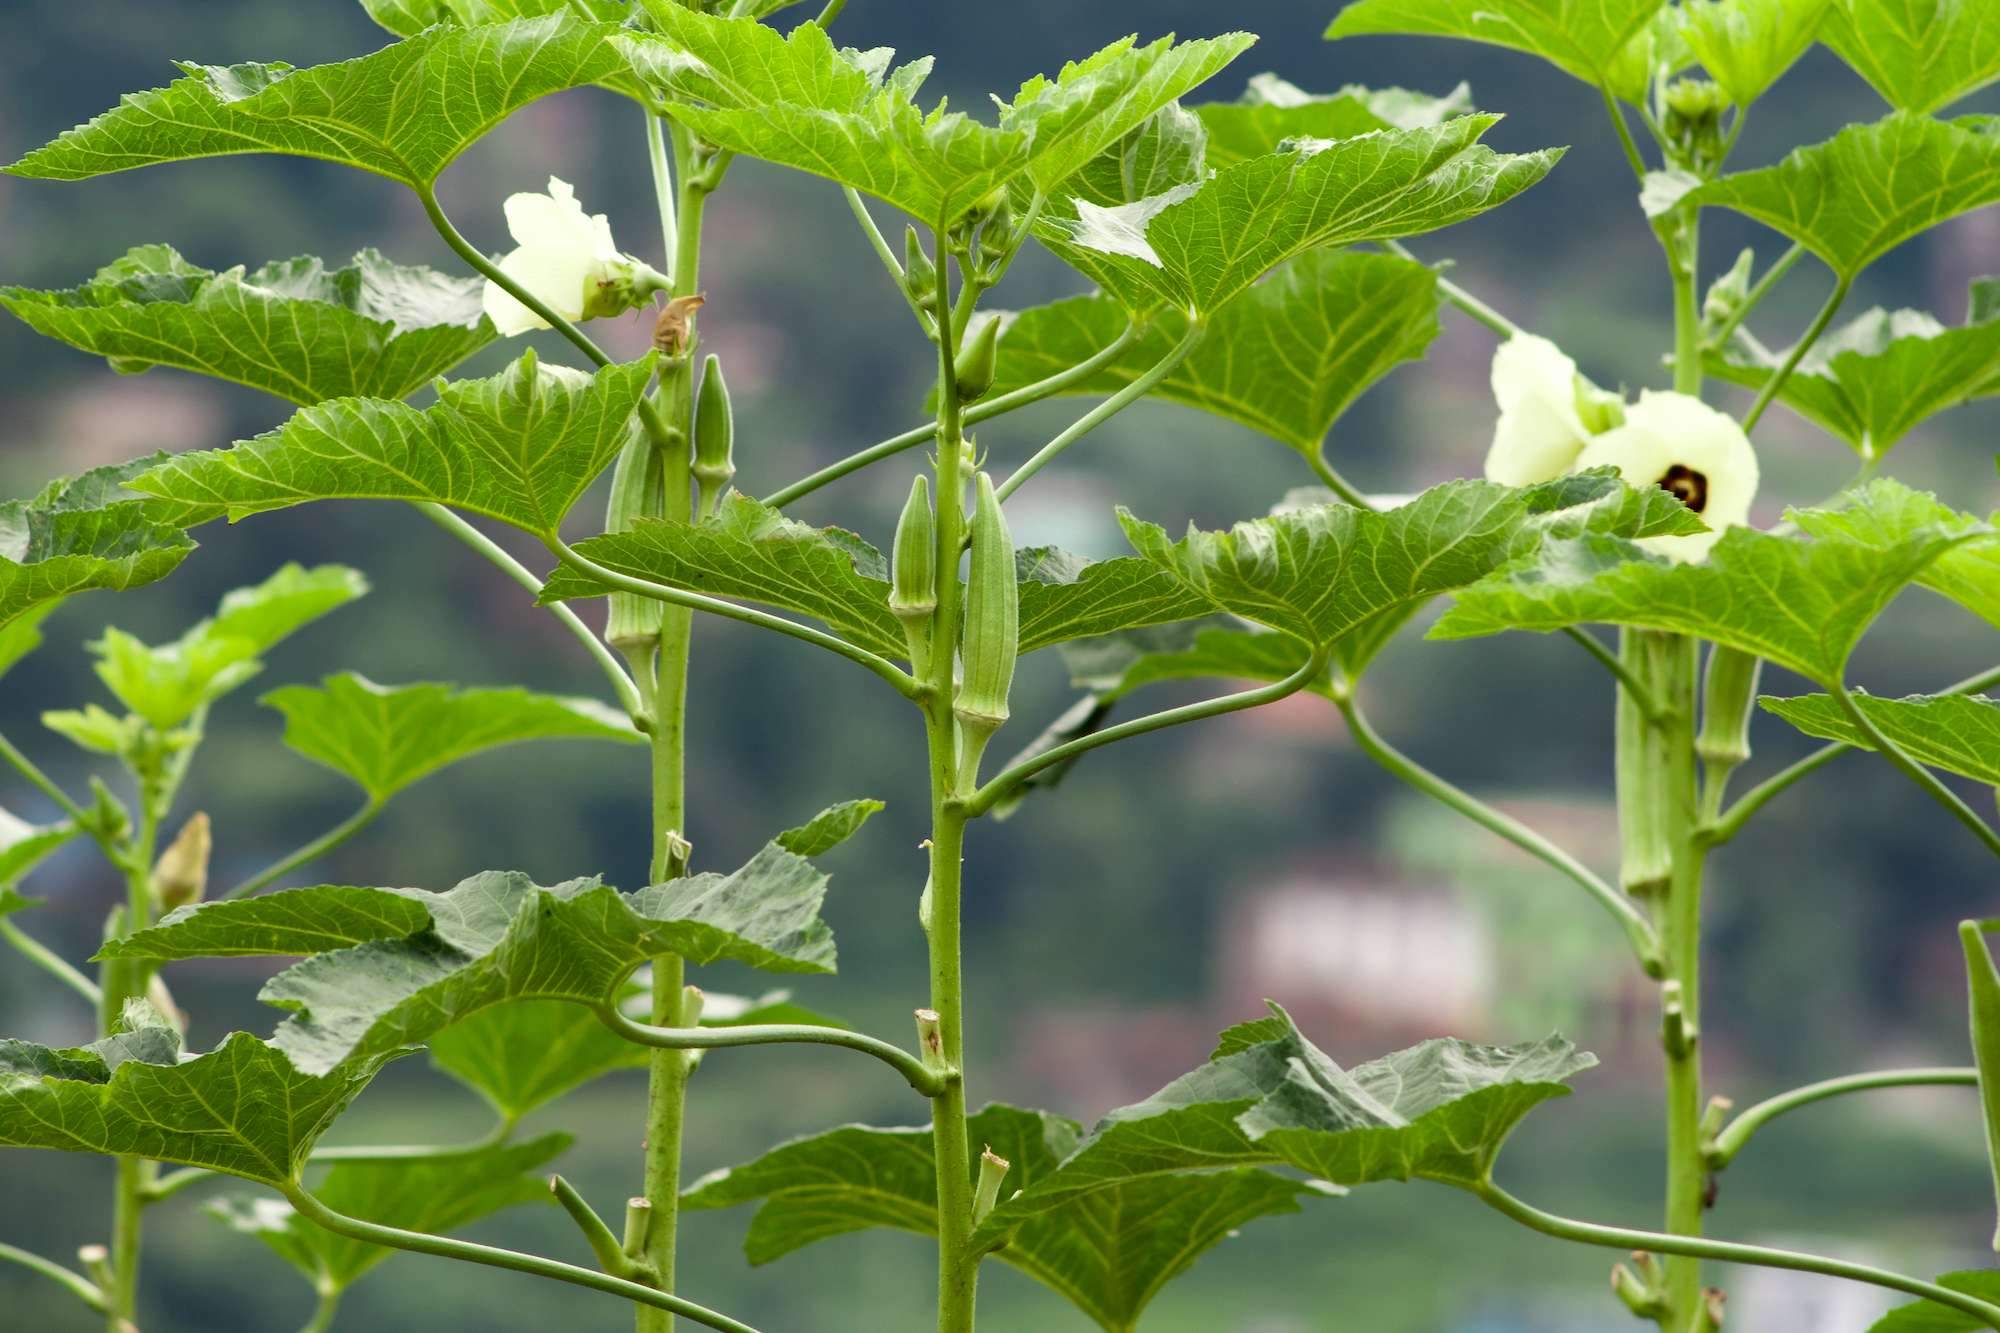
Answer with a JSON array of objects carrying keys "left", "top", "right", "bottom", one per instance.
[
  {"left": 890, "top": 476, "right": 938, "bottom": 673},
  {"left": 903, "top": 225, "right": 938, "bottom": 306},
  {"left": 602, "top": 434, "right": 665, "bottom": 654},
  {"left": 693, "top": 354, "right": 735, "bottom": 514},
  {"left": 1662, "top": 78, "right": 1731, "bottom": 174},
  {"left": 954, "top": 472, "right": 1017, "bottom": 789},
  {"left": 151, "top": 811, "right": 210, "bottom": 913},
  {"left": 954, "top": 315, "right": 1000, "bottom": 402}
]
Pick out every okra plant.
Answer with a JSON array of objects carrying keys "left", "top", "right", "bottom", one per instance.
[{"left": 3, "top": 0, "right": 2000, "bottom": 1330}]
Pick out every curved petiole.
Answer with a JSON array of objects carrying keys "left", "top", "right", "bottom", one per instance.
[
  {"left": 1706, "top": 1068, "right": 1977, "bottom": 1170},
  {"left": 595, "top": 999, "right": 948, "bottom": 1098},
  {"left": 222, "top": 800, "right": 384, "bottom": 901},
  {"left": 0, "top": 918, "right": 101, "bottom": 1005},
  {"left": 844, "top": 186, "right": 936, "bottom": 335},
  {"left": 0, "top": 730, "right": 92, "bottom": 830},
  {"left": 0, "top": 1241, "right": 105, "bottom": 1315},
  {"left": 1831, "top": 679, "right": 2000, "bottom": 859},
  {"left": 1743, "top": 276, "right": 1851, "bottom": 433},
  {"left": 1704, "top": 242, "right": 1805, "bottom": 351}
]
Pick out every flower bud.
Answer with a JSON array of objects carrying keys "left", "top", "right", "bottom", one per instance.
[
  {"left": 151, "top": 811, "right": 210, "bottom": 913},
  {"left": 1697, "top": 644, "right": 1762, "bottom": 771},
  {"left": 1663, "top": 78, "right": 1731, "bottom": 174},
  {"left": 903, "top": 226, "right": 938, "bottom": 307},
  {"left": 693, "top": 354, "right": 735, "bottom": 513},
  {"left": 953, "top": 316, "right": 1001, "bottom": 403},
  {"left": 954, "top": 473, "right": 1018, "bottom": 789}
]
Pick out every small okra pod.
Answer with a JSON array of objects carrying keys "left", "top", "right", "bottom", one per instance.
[
  {"left": 601, "top": 433, "right": 665, "bottom": 654},
  {"left": 953, "top": 315, "right": 1000, "bottom": 402},
  {"left": 1696, "top": 643, "right": 1761, "bottom": 771},
  {"left": 954, "top": 472, "right": 1017, "bottom": 789},
  {"left": 693, "top": 353, "right": 735, "bottom": 515},
  {"left": 903, "top": 225, "right": 938, "bottom": 306},
  {"left": 889, "top": 475, "right": 938, "bottom": 674}
]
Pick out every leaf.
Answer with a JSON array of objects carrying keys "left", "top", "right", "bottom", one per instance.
[
  {"left": 1759, "top": 692, "right": 2000, "bottom": 786},
  {"left": 1044, "top": 116, "right": 1559, "bottom": 315},
  {"left": 260, "top": 674, "right": 640, "bottom": 805},
  {"left": 1118, "top": 474, "right": 1704, "bottom": 653},
  {"left": 1014, "top": 547, "right": 1217, "bottom": 656},
  {"left": 1, "top": 245, "right": 494, "bottom": 407},
  {"left": 1871, "top": 1273, "right": 2000, "bottom": 1331},
  {"left": 1325, "top": 0, "right": 1670, "bottom": 87},
  {"left": 1690, "top": 113, "right": 2000, "bottom": 281},
  {"left": 0, "top": 807, "right": 79, "bottom": 889},
  {"left": 986, "top": 250, "right": 1442, "bottom": 453},
  {"left": 209, "top": 1134, "right": 567, "bottom": 1293},
  {"left": 1786, "top": 480, "right": 2000, "bottom": 630},
  {"left": 1434, "top": 481, "right": 1993, "bottom": 685},
  {"left": 1193, "top": 73, "right": 1475, "bottom": 168},
  {"left": 1704, "top": 276, "right": 2000, "bottom": 458},
  {"left": 89, "top": 563, "right": 369, "bottom": 730},
  {"left": 1602, "top": 5, "right": 1698, "bottom": 105},
  {"left": 619, "top": 8, "right": 1253, "bottom": 223},
  {"left": 1062, "top": 619, "right": 1326, "bottom": 704},
  {"left": 0, "top": 1019, "right": 389, "bottom": 1187},
  {"left": 682, "top": 1102, "right": 1324, "bottom": 1332},
  {"left": 774, "top": 798, "right": 886, "bottom": 857},
  {"left": 4, "top": 17, "right": 633, "bottom": 189},
  {"left": 1, "top": 459, "right": 195, "bottom": 642},
  {"left": 130, "top": 352, "right": 654, "bottom": 540},
  {"left": 1823, "top": 0, "right": 2000, "bottom": 115},
  {"left": 360, "top": 0, "right": 625, "bottom": 38},
  {"left": 1682, "top": 0, "right": 1833, "bottom": 106}
]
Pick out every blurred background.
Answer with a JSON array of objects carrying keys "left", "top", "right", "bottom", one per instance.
[{"left": 2, "top": 3, "right": 1998, "bottom": 1330}]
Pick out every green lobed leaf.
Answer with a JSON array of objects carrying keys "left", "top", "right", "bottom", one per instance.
[
  {"left": 1, "top": 245, "right": 494, "bottom": 407},
  {"left": 1682, "top": 0, "right": 1833, "bottom": 106},
  {"left": 1823, "top": 0, "right": 2000, "bottom": 115},
  {"left": 1787, "top": 480, "right": 2000, "bottom": 631},
  {"left": 1042, "top": 116, "right": 1560, "bottom": 315},
  {"left": 1325, "top": 0, "right": 1669, "bottom": 87},
  {"left": 619, "top": 7, "right": 1253, "bottom": 223},
  {"left": 1602, "top": 6, "right": 1697, "bottom": 107},
  {"left": 1705, "top": 276, "right": 2000, "bottom": 458},
  {"left": 1, "top": 458, "right": 195, "bottom": 643},
  {"left": 1689, "top": 113, "right": 2000, "bottom": 281},
  {"left": 260, "top": 673, "right": 641, "bottom": 804},
  {"left": 360, "top": 0, "right": 626, "bottom": 37},
  {"left": 682, "top": 1102, "right": 1325, "bottom": 1332},
  {"left": 0, "top": 604, "right": 54, "bottom": 684},
  {"left": 130, "top": 352, "right": 655, "bottom": 540},
  {"left": 4, "top": 17, "right": 632, "bottom": 188},
  {"left": 1760, "top": 692, "right": 2000, "bottom": 786},
  {"left": 208, "top": 1134, "right": 568, "bottom": 1293},
  {"left": 1193, "top": 73, "right": 1475, "bottom": 168},
  {"left": 985, "top": 250, "right": 1442, "bottom": 453},
  {"left": 1871, "top": 1272, "right": 2000, "bottom": 1330},
  {"left": 0, "top": 807, "right": 79, "bottom": 889}
]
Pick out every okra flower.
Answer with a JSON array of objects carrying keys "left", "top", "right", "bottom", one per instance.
[
  {"left": 1482, "top": 333, "right": 1625, "bottom": 486},
  {"left": 481, "top": 177, "right": 668, "bottom": 337},
  {"left": 1572, "top": 390, "right": 1759, "bottom": 562}
]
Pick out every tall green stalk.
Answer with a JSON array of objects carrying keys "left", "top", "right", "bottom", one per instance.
[{"left": 100, "top": 772, "right": 165, "bottom": 1332}]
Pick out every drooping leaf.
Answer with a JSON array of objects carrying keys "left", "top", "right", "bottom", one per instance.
[
  {"left": 1434, "top": 481, "right": 1994, "bottom": 685},
  {"left": 260, "top": 674, "right": 640, "bottom": 805},
  {"left": 1870, "top": 1272, "right": 2000, "bottom": 1331},
  {"left": 209, "top": 1133, "right": 567, "bottom": 1293},
  {"left": 619, "top": 8, "right": 1253, "bottom": 223},
  {"left": 1, "top": 459, "right": 195, "bottom": 642},
  {"left": 1759, "top": 692, "right": 2000, "bottom": 786},
  {"left": 1062, "top": 619, "right": 1326, "bottom": 703},
  {"left": 1194, "top": 74, "right": 1474, "bottom": 168},
  {"left": 130, "top": 352, "right": 654, "bottom": 540},
  {"left": 1013, "top": 546, "right": 1218, "bottom": 656},
  {"left": 1690, "top": 113, "right": 2000, "bottom": 281},
  {"left": 87, "top": 564, "right": 369, "bottom": 730},
  {"left": 682, "top": 1102, "right": 1325, "bottom": 1332},
  {"left": 4, "top": 17, "right": 632, "bottom": 189},
  {"left": 0, "top": 1018, "right": 389, "bottom": 1187},
  {"left": 1682, "top": 0, "right": 1833, "bottom": 106},
  {"left": 1823, "top": 0, "right": 2000, "bottom": 115},
  {"left": 0, "top": 807, "right": 79, "bottom": 889},
  {"left": 1705, "top": 276, "right": 2000, "bottom": 458},
  {"left": 1042, "top": 117, "right": 1560, "bottom": 315},
  {"left": 1, "top": 245, "right": 494, "bottom": 407},
  {"left": 1325, "top": 0, "right": 1670, "bottom": 88},
  {"left": 985, "top": 250, "right": 1442, "bottom": 453}
]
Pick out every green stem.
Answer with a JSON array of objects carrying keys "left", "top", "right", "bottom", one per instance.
[
  {"left": 1384, "top": 239, "right": 1522, "bottom": 338},
  {"left": 814, "top": 0, "right": 847, "bottom": 24},
  {"left": 1306, "top": 450, "right": 1372, "bottom": 507},
  {"left": 222, "top": 800, "right": 383, "bottom": 900},
  {"left": 1573, "top": 626, "right": 1667, "bottom": 719},
  {"left": 1743, "top": 277, "right": 1850, "bottom": 433},
  {"left": 760, "top": 322, "right": 1142, "bottom": 510},
  {"left": 597, "top": 1002, "right": 946, "bottom": 1096},
  {"left": 415, "top": 502, "right": 642, "bottom": 718},
  {"left": 0, "top": 918, "right": 101, "bottom": 1005},
  {"left": 645, "top": 114, "right": 678, "bottom": 275},
  {"left": 98, "top": 789, "right": 161, "bottom": 1333},
  {"left": 299, "top": 1285, "right": 341, "bottom": 1333},
  {"left": 845, "top": 186, "right": 935, "bottom": 334},
  {"left": 963, "top": 650, "right": 1328, "bottom": 819},
  {"left": 1600, "top": 83, "right": 1650, "bottom": 181},
  {"left": 279, "top": 1185, "right": 763, "bottom": 1333},
  {"left": 1477, "top": 1182, "right": 2000, "bottom": 1325},
  {"left": 992, "top": 323, "right": 1204, "bottom": 503},
  {"left": 545, "top": 538, "right": 921, "bottom": 698},
  {"left": 1707, "top": 1068, "right": 1977, "bottom": 1169},
  {"left": 1832, "top": 680, "right": 2000, "bottom": 859},
  {"left": 1334, "top": 694, "right": 1660, "bottom": 972},
  {"left": 1703, "top": 242, "right": 1804, "bottom": 350},
  {"left": 0, "top": 730, "right": 91, "bottom": 828},
  {"left": 0, "top": 1242, "right": 106, "bottom": 1315}
]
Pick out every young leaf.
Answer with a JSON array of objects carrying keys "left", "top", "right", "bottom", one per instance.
[
  {"left": 0, "top": 807, "right": 78, "bottom": 888},
  {"left": 1325, "top": 0, "right": 1670, "bottom": 89},
  {"left": 1043, "top": 117, "right": 1559, "bottom": 315},
  {"left": 0, "top": 604, "right": 54, "bottom": 684},
  {"left": 986, "top": 251, "right": 1442, "bottom": 454},
  {"left": 130, "top": 352, "right": 655, "bottom": 540},
  {"left": 1434, "top": 482, "right": 1994, "bottom": 685},
  {"left": 1823, "top": 0, "right": 2000, "bottom": 115},
  {"left": 260, "top": 674, "right": 641, "bottom": 805},
  {"left": 1, "top": 459, "right": 195, "bottom": 642},
  {"left": 1786, "top": 480, "right": 2000, "bottom": 630},
  {"left": 4, "top": 17, "right": 632, "bottom": 189},
  {"left": 360, "top": 0, "right": 627, "bottom": 38},
  {"left": 619, "top": 8, "right": 1253, "bottom": 223},
  {"left": 1681, "top": 0, "right": 1833, "bottom": 106},
  {"left": 1, "top": 245, "right": 494, "bottom": 406},
  {"left": 1760, "top": 692, "right": 2000, "bottom": 787},
  {"left": 208, "top": 1134, "right": 568, "bottom": 1293},
  {"left": 1870, "top": 1272, "right": 2000, "bottom": 1331},
  {"left": 1690, "top": 113, "right": 2000, "bottom": 281},
  {"left": 1704, "top": 276, "right": 2000, "bottom": 458},
  {"left": 0, "top": 1020, "right": 389, "bottom": 1186},
  {"left": 1195, "top": 74, "right": 1474, "bottom": 168},
  {"left": 682, "top": 1103, "right": 1325, "bottom": 1332}
]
